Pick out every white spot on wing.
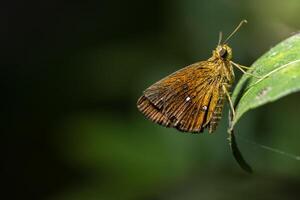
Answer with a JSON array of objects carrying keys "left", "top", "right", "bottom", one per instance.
[{"left": 185, "top": 97, "right": 191, "bottom": 102}]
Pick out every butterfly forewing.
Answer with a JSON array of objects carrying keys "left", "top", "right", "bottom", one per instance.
[{"left": 137, "top": 60, "right": 228, "bottom": 133}]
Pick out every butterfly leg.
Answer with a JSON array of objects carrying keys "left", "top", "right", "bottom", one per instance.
[
  {"left": 231, "top": 61, "right": 262, "bottom": 79},
  {"left": 235, "top": 64, "right": 251, "bottom": 70},
  {"left": 222, "top": 84, "right": 237, "bottom": 137},
  {"left": 222, "top": 85, "right": 235, "bottom": 120}
]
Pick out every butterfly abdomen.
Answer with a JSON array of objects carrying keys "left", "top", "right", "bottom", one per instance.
[
  {"left": 208, "top": 81, "right": 232, "bottom": 133},
  {"left": 208, "top": 95, "right": 225, "bottom": 133}
]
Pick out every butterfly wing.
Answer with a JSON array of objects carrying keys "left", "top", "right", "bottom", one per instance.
[
  {"left": 137, "top": 95, "right": 172, "bottom": 127},
  {"left": 137, "top": 61, "right": 224, "bottom": 133}
]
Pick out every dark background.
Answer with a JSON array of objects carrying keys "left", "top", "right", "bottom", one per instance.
[{"left": 2, "top": 0, "right": 300, "bottom": 199}]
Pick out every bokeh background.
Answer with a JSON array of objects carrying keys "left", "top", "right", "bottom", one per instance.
[{"left": 3, "top": 0, "right": 300, "bottom": 199}]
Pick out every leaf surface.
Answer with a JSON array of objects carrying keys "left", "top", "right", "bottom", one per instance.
[{"left": 231, "top": 33, "right": 300, "bottom": 128}]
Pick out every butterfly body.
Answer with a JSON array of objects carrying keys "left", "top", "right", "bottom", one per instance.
[{"left": 137, "top": 44, "right": 235, "bottom": 133}]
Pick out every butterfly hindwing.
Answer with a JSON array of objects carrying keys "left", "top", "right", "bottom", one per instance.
[{"left": 137, "top": 95, "right": 171, "bottom": 127}]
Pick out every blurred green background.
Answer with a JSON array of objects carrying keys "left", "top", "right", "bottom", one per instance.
[{"left": 3, "top": 0, "right": 300, "bottom": 199}]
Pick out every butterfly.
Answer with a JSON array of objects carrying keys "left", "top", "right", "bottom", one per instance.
[{"left": 137, "top": 20, "right": 254, "bottom": 133}]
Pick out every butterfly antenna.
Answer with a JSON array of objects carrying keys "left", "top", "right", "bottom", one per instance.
[
  {"left": 218, "top": 31, "right": 223, "bottom": 46},
  {"left": 224, "top": 20, "right": 247, "bottom": 44}
]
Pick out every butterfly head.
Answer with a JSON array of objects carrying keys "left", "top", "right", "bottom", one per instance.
[{"left": 214, "top": 44, "right": 232, "bottom": 61}]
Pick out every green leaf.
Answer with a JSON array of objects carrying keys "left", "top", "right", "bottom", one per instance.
[
  {"left": 228, "top": 33, "right": 300, "bottom": 173},
  {"left": 231, "top": 33, "right": 300, "bottom": 128}
]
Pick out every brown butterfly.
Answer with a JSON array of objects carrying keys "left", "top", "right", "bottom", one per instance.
[{"left": 137, "top": 20, "right": 254, "bottom": 133}]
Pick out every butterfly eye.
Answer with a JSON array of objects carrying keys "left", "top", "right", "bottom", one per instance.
[{"left": 219, "top": 48, "right": 228, "bottom": 58}]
